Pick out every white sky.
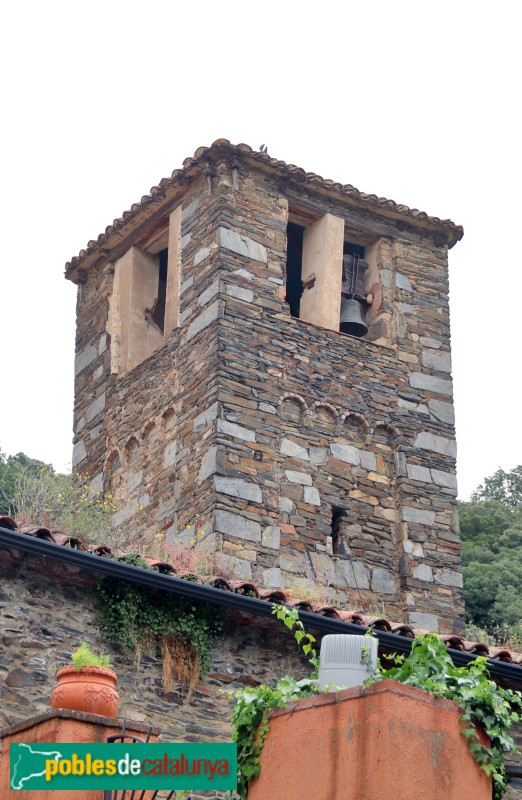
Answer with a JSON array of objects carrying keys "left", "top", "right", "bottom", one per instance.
[{"left": 0, "top": 1, "right": 520, "bottom": 500}]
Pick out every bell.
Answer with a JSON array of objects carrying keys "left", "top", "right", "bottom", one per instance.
[{"left": 340, "top": 297, "right": 368, "bottom": 337}]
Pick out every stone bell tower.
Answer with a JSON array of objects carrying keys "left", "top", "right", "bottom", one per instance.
[{"left": 66, "top": 139, "right": 464, "bottom": 634}]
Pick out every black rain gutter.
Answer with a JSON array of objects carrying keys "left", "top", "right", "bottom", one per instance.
[{"left": 2, "top": 527, "right": 522, "bottom": 686}]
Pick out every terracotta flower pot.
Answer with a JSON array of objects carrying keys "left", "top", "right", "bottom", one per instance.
[{"left": 50, "top": 666, "right": 120, "bottom": 717}]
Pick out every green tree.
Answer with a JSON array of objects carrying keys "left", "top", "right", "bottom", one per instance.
[
  {"left": 460, "top": 465, "right": 522, "bottom": 636},
  {"left": 0, "top": 449, "right": 53, "bottom": 516},
  {"left": 471, "top": 466, "right": 522, "bottom": 507}
]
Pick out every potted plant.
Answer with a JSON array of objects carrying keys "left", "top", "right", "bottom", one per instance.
[{"left": 50, "top": 642, "right": 120, "bottom": 717}]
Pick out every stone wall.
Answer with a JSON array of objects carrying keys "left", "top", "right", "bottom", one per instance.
[
  {"left": 1, "top": 552, "right": 521, "bottom": 799},
  {"left": 70, "top": 151, "right": 463, "bottom": 634},
  {"left": 0, "top": 553, "right": 308, "bottom": 741}
]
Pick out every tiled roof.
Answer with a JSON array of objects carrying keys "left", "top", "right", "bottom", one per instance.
[
  {"left": 2, "top": 514, "right": 519, "bottom": 667},
  {"left": 65, "top": 139, "right": 464, "bottom": 281}
]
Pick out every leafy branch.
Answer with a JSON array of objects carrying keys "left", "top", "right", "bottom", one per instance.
[
  {"left": 231, "top": 611, "right": 522, "bottom": 800},
  {"left": 231, "top": 605, "right": 318, "bottom": 800}
]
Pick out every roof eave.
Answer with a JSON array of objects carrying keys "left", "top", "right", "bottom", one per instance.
[{"left": 65, "top": 140, "right": 463, "bottom": 283}]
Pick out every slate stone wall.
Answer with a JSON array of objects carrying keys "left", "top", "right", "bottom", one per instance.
[
  {"left": 71, "top": 156, "right": 463, "bottom": 634},
  {"left": 0, "top": 553, "right": 307, "bottom": 742},
  {"left": 1, "top": 553, "right": 521, "bottom": 800}
]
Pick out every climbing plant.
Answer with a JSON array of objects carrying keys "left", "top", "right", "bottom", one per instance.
[
  {"left": 97, "top": 555, "right": 224, "bottom": 700},
  {"left": 230, "top": 606, "right": 522, "bottom": 800},
  {"left": 373, "top": 633, "right": 521, "bottom": 800},
  {"left": 231, "top": 606, "right": 319, "bottom": 800}
]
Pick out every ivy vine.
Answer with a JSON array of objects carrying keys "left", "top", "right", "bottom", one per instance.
[
  {"left": 231, "top": 606, "right": 522, "bottom": 800},
  {"left": 97, "top": 555, "right": 224, "bottom": 700},
  {"left": 231, "top": 606, "right": 319, "bottom": 800},
  {"left": 374, "top": 634, "right": 522, "bottom": 800}
]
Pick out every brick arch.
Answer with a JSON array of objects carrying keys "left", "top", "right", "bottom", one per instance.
[
  {"left": 340, "top": 411, "right": 370, "bottom": 446},
  {"left": 142, "top": 420, "right": 159, "bottom": 448},
  {"left": 370, "top": 422, "right": 398, "bottom": 479},
  {"left": 280, "top": 393, "right": 309, "bottom": 427},
  {"left": 312, "top": 401, "right": 339, "bottom": 430},
  {"left": 370, "top": 421, "right": 400, "bottom": 445},
  {"left": 123, "top": 436, "right": 140, "bottom": 467},
  {"left": 161, "top": 408, "right": 176, "bottom": 437},
  {"left": 104, "top": 448, "right": 123, "bottom": 492}
]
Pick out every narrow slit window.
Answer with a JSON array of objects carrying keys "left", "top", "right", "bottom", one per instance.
[
  {"left": 331, "top": 506, "right": 346, "bottom": 555},
  {"left": 152, "top": 247, "right": 169, "bottom": 332},
  {"left": 285, "top": 222, "right": 304, "bottom": 318}
]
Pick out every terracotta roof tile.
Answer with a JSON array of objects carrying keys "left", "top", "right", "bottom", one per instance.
[
  {"left": 2, "top": 521, "right": 520, "bottom": 666},
  {"left": 144, "top": 558, "right": 178, "bottom": 575},
  {"left": 65, "top": 140, "right": 463, "bottom": 281},
  {"left": 18, "top": 524, "right": 54, "bottom": 541},
  {"left": 0, "top": 516, "right": 18, "bottom": 532}
]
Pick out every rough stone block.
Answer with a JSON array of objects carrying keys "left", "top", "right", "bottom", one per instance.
[
  {"left": 72, "top": 439, "right": 87, "bottom": 467},
  {"left": 330, "top": 443, "right": 360, "bottom": 466},
  {"left": 215, "top": 510, "right": 261, "bottom": 542},
  {"left": 86, "top": 392, "right": 106, "bottom": 423},
  {"left": 371, "top": 568, "right": 397, "bottom": 595},
  {"left": 180, "top": 276, "right": 193, "bottom": 295},
  {"left": 163, "top": 441, "right": 177, "bottom": 469},
  {"left": 232, "top": 268, "right": 254, "bottom": 281},
  {"left": 284, "top": 470, "right": 312, "bottom": 486},
  {"left": 214, "top": 552, "right": 253, "bottom": 581},
  {"left": 403, "top": 540, "right": 424, "bottom": 557},
  {"left": 420, "top": 337, "right": 442, "bottom": 349},
  {"left": 395, "top": 273, "right": 413, "bottom": 291},
  {"left": 309, "top": 551, "right": 336, "bottom": 584},
  {"left": 434, "top": 569, "right": 463, "bottom": 588},
  {"left": 334, "top": 558, "right": 370, "bottom": 590},
  {"left": 414, "top": 432, "right": 457, "bottom": 458},
  {"left": 407, "top": 611, "right": 439, "bottom": 632},
  {"left": 431, "top": 469, "right": 458, "bottom": 489},
  {"left": 214, "top": 477, "right": 262, "bottom": 503},
  {"left": 198, "top": 279, "right": 220, "bottom": 306},
  {"left": 309, "top": 447, "right": 327, "bottom": 465},
  {"left": 428, "top": 399, "right": 455, "bottom": 425},
  {"left": 193, "top": 402, "right": 219, "bottom": 431},
  {"left": 226, "top": 284, "right": 254, "bottom": 302},
  {"left": 402, "top": 506, "right": 436, "bottom": 526},
  {"left": 281, "top": 438, "right": 309, "bottom": 461},
  {"left": 217, "top": 419, "right": 256, "bottom": 442},
  {"left": 218, "top": 227, "right": 267, "bottom": 263},
  {"left": 262, "top": 526, "right": 281, "bottom": 550},
  {"left": 89, "top": 472, "right": 104, "bottom": 494},
  {"left": 280, "top": 552, "right": 306, "bottom": 574},
  {"left": 194, "top": 246, "right": 212, "bottom": 266},
  {"left": 259, "top": 402, "right": 276, "bottom": 414},
  {"left": 410, "top": 373, "right": 453, "bottom": 397},
  {"left": 360, "top": 450, "right": 377, "bottom": 471},
  {"left": 186, "top": 300, "right": 220, "bottom": 341},
  {"left": 198, "top": 446, "right": 217, "bottom": 483},
  {"left": 413, "top": 563, "right": 434, "bottom": 582},
  {"left": 407, "top": 464, "right": 432, "bottom": 483},
  {"left": 262, "top": 567, "right": 282, "bottom": 588},
  {"left": 381, "top": 269, "right": 393, "bottom": 288},
  {"left": 125, "top": 469, "right": 143, "bottom": 493},
  {"left": 181, "top": 197, "right": 199, "bottom": 220},
  {"left": 279, "top": 496, "right": 294, "bottom": 513},
  {"left": 75, "top": 346, "right": 97, "bottom": 376},
  {"left": 422, "top": 350, "right": 452, "bottom": 373},
  {"left": 303, "top": 486, "right": 321, "bottom": 506}
]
